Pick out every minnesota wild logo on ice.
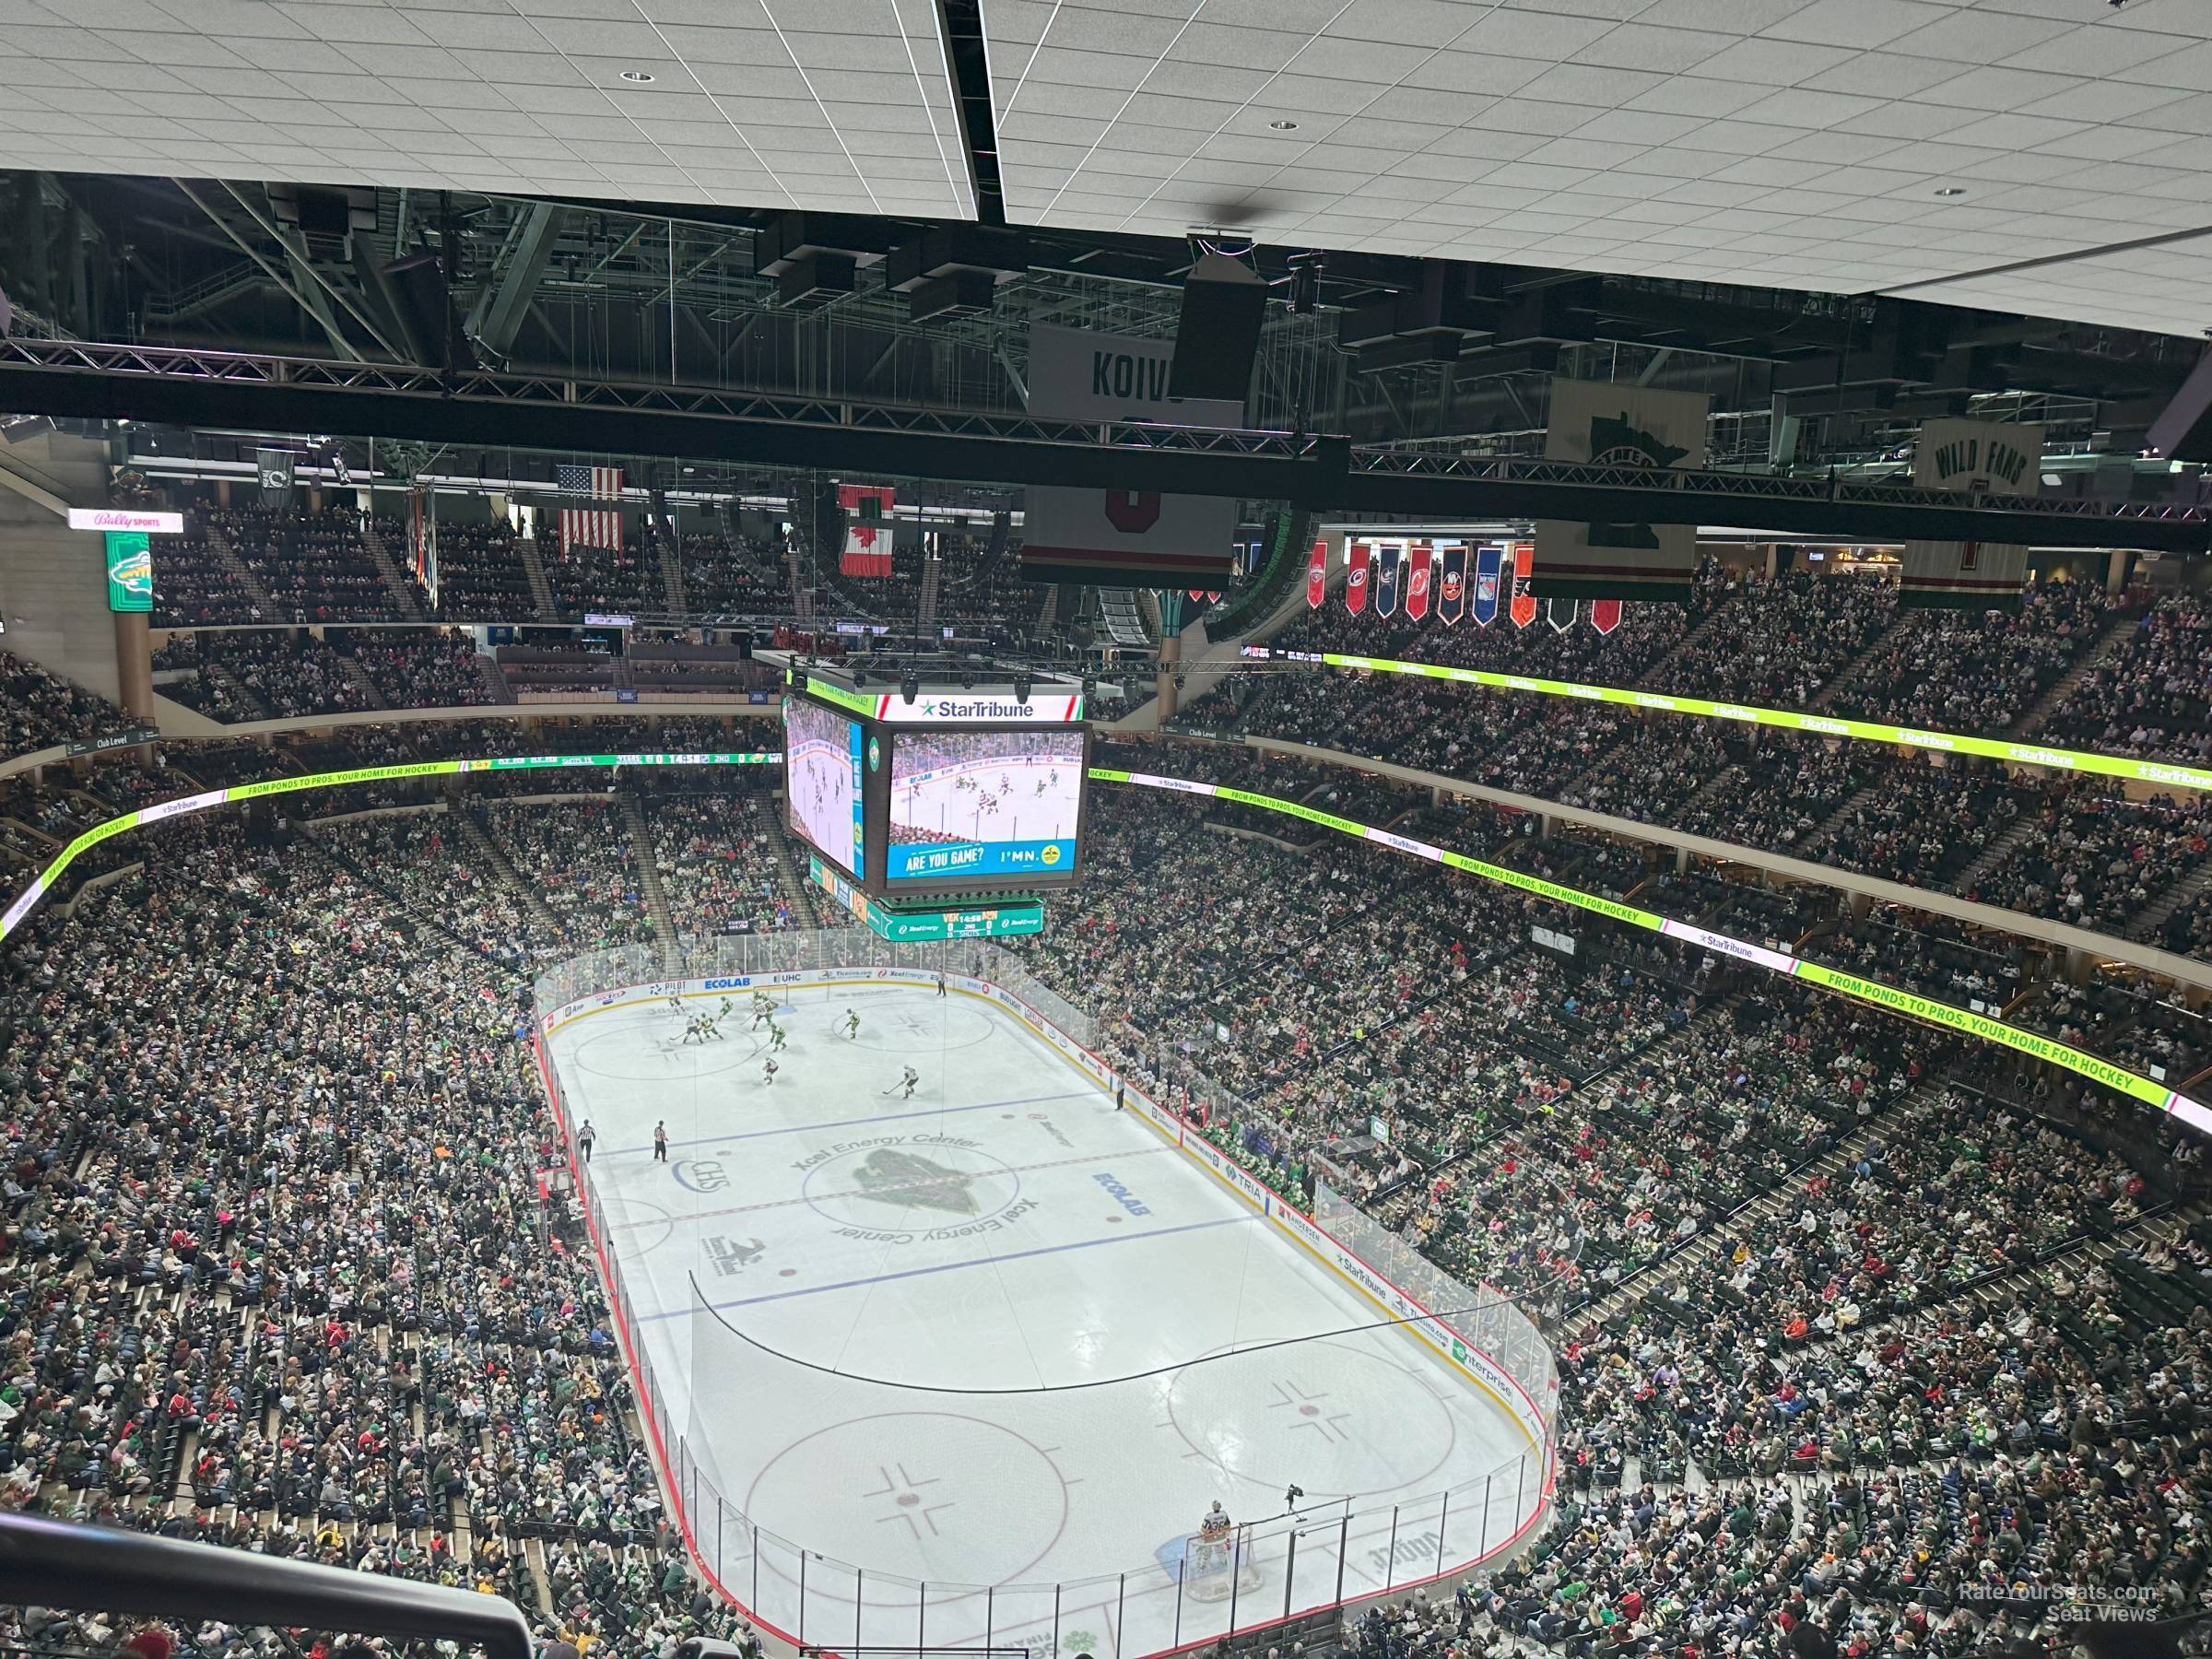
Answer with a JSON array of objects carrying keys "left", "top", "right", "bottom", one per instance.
[{"left": 855, "top": 1148, "right": 980, "bottom": 1216}]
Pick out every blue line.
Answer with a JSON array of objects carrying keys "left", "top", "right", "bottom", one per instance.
[
  {"left": 598, "top": 1089, "right": 1097, "bottom": 1158},
  {"left": 640, "top": 1211, "right": 1258, "bottom": 1323}
]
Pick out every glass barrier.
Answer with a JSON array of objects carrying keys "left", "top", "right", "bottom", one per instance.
[{"left": 531, "top": 934, "right": 1557, "bottom": 1658}]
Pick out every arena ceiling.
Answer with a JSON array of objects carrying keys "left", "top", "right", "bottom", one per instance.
[{"left": 7, "top": 0, "right": 2212, "bottom": 342}]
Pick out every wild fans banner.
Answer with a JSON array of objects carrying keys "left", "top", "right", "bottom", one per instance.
[
  {"left": 1305, "top": 537, "right": 1329, "bottom": 608},
  {"left": 1021, "top": 322, "right": 1241, "bottom": 588},
  {"left": 1509, "top": 541, "right": 1538, "bottom": 628},
  {"left": 1901, "top": 418, "right": 2043, "bottom": 611},
  {"left": 1472, "top": 545, "right": 1501, "bottom": 627},
  {"left": 1405, "top": 542, "right": 1433, "bottom": 621},
  {"left": 1438, "top": 544, "right": 1467, "bottom": 627},
  {"left": 1375, "top": 541, "right": 1402, "bottom": 617},
  {"left": 1346, "top": 541, "right": 1371, "bottom": 614},
  {"left": 255, "top": 447, "right": 296, "bottom": 512},
  {"left": 838, "top": 483, "right": 896, "bottom": 578},
  {"left": 1533, "top": 378, "right": 1707, "bottom": 602}
]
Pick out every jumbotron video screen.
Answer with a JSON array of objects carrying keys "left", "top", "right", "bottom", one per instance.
[
  {"left": 887, "top": 728, "right": 1086, "bottom": 882},
  {"left": 782, "top": 695, "right": 865, "bottom": 880}
]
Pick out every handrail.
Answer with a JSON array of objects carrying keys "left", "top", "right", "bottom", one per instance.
[{"left": 0, "top": 1512, "right": 535, "bottom": 1659}]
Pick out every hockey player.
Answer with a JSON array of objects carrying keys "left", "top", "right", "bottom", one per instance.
[
  {"left": 680, "top": 1016, "right": 704, "bottom": 1046},
  {"left": 935, "top": 971, "right": 947, "bottom": 998},
  {"left": 761, "top": 1056, "right": 779, "bottom": 1086},
  {"left": 900, "top": 1065, "right": 919, "bottom": 1100},
  {"left": 666, "top": 990, "right": 684, "bottom": 1016},
  {"left": 697, "top": 1014, "right": 720, "bottom": 1042},
  {"left": 768, "top": 1020, "right": 787, "bottom": 1053},
  {"left": 843, "top": 1008, "right": 861, "bottom": 1041}
]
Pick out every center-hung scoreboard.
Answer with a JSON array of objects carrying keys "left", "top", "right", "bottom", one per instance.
[{"left": 775, "top": 662, "right": 1089, "bottom": 939}]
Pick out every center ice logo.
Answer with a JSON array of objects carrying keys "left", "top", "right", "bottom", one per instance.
[{"left": 854, "top": 1148, "right": 980, "bottom": 1216}]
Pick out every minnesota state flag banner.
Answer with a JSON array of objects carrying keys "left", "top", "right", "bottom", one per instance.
[{"left": 1533, "top": 377, "right": 1708, "bottom": 602}]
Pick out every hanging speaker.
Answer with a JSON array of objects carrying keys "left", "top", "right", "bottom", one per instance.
[{"left": 1167, "top": 253, "right": 1265, "bottom": 405}]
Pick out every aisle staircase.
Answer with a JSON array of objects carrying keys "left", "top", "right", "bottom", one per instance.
[
  {"left": 204, "top": 520, "right": 278, "bottom": 617},
  {"left": 517, "top": 536, "right": 558, "bottom": 619},
  {"left": 617, "top": 792, "right": 679, "bottom": 973},
  {"left": 1806, "top": 607, "right": 1916, "bottom": 712},
  {"left": 475, "top": 654, "right": 515, "bottom": 704},
  {"left": 336, "top": 653, "right": 389, "bottom": 711},
  {"left": 1948, "top": 810, "right": 2038, "bottom": 891},
  {"left": 656, "top": 531, "right": 688, "bottom": 618},
  {"left": 916, "top": 549, "right": 941, "bottom": 631},
  {"left": 2131, "top": 856, "right": 2212, "bottom": 942},
  {"left": 784, "top": 540, "right": 815, "bottom": 623},
  {"left": 2011, "top": 606, "right": 2140, "bottom": 738},
  {"left": 358, "top": 522, "right": 427, "bottom": 620},
  {"left": 456, "top": 806, "right": 564, "bottom": 935}
]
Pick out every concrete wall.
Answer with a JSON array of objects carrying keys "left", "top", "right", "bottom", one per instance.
[{"left": 0, "top": 433, "right": 118, "bottom": 702}]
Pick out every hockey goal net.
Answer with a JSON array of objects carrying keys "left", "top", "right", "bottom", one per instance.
[{"left": 1182, "top": 1522, "right": 1262, "bottom": 1603}]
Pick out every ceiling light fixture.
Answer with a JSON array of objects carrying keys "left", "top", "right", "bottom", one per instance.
[
  {"left": 1933, "top": 186, "right": 1964, "bottom": 196},
  {"left": 620, "top": 69, "right": 656, "bottom": 83},
  {"left": 1269, "top": 119, "right": 1299, "bottom": 130}
]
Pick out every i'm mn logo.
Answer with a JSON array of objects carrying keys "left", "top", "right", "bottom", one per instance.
[{"left": 854, "top": 1148, "right": 979, "bottom": 1216}]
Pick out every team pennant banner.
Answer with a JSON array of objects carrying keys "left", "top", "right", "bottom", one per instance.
[
  {"left": 838, "top": 483, "right": 897, "bottom": 578},
  {"left": 1900, "top": 417, "right": 2042, "bottom": 611},
  {"left": 1405, "top": 542, "right": 1433, "bottom": 621},
  {"left": 1438, "top": 544, "right": 1467, "bottom": 627},
  {"left": 1305, "top": 537, "right": 1329, "bottom": 608},
  {"left": 1590, "top": 598, "right": 1623, "bottom": 636},
  {"left": 1532, "top": 377, "right": 1707, "bottom": 602},
  {"left": 1375, "top": 542, "right": 1402, "bottom": 617},
  {"left": 1472, "top": 545, "right": 1501, "bottom": 627},
  {"left": 1346, "top": 541, "right": 1371, "bottom": 614},
  {"left": 1509, "top": 541, "right": 1538, "bottom": 628}
]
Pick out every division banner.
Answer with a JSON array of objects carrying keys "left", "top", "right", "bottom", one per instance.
[
  {"left": 1405, "top": 541, "right": 1433, "bottom": 621},
  {"left": 1305, "top": 536, "right": 1329, "bottom": 608},
  {"left": 1346, "top": 540, "right": 1371, "bottom": 614},
  {"left": 1438, "top": 544, "right": 1467, "bottom": 626},
  {"left": 1533, "top": 378, "right": 1707, "bottom": 601},
  {"left": 1901, "top": 418, "right": 2043, "bottom": 611}
]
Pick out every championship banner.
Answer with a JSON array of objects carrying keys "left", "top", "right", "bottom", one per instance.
[
  {"left": 1438, "top": 544, "right": 1467, "bottom": 627},
  {"left": 1304, "top": 537, "right": 1329, "bottom": 609},
  {"left": 1901, "top": 418, "right": 2043, "bottom": 611},
  {"left": 1509, "top": 541, "right": 1538, "bottom": 628},
  {"left": 255, "top": 447, "right": 296, "bottom": 512},
  {"left": 1405, "top": 542, "right": 1433, "bottom": 621},
  {"left": 1346, "top": 541, "right": 1371, "bottom": 614},
  {"left": 1533, "top": 378, "right": 1707, "bottom": 601},
  {"left": 838, "top": 483, "right": 896, "bottom": 578},
  {"left": 1546, "top": 596, "right": 1577, "bottom": 632},
  {"left": 1375, "top": 541, "right": 1402, "bottom": 617},
  {"left": 1590, "top": 598, "right": 1622, "bottom": 636},
  {"left": 1472, "top": 545, "right": 1501, "bottom": 627}
]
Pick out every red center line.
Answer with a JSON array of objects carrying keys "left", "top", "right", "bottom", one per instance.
[{"left": 607, "top": 1142, "right": 1177, "bottom": 1230}]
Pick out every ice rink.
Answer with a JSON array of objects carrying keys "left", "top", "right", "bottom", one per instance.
[{"left": 545, "top": 978, "right": 1537, "bottom": 1655}]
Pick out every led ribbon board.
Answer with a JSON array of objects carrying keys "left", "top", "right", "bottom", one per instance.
[
  {"left": 1236, "top": 646, "right": 2212, "bottom": 796},
  {"left": 1087, "top": 765, "right": 2212, "bottom": 1141},
  {"left": 0, "top": 752, "right": 782, "bottom": 941}
]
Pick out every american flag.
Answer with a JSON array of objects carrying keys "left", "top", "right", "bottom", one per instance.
[{"left": 557, "top": 464, "right": 624, "bottom": 552}]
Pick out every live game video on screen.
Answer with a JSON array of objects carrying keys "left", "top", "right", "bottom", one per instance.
[
  {"left": 888, "top": 728, "right": 1084, "bottom": 882},
  {"left": 782, "top": 697, "right": 865, "bottom": 880}
]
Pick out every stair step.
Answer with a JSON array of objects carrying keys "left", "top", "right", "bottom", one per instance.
[{"left": 517, "top": 537, "right": 559, "bottom": 621}]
